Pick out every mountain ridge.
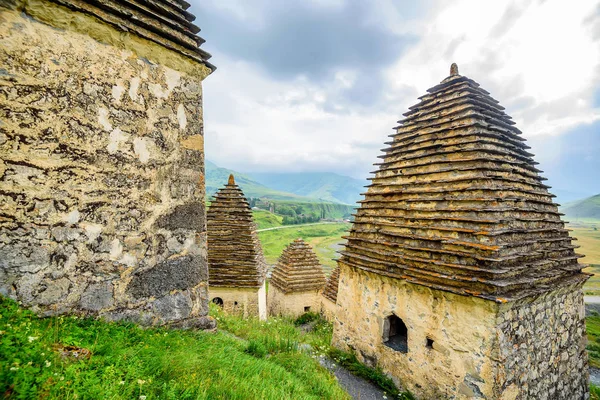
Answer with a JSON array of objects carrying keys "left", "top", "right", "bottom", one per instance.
[
  {"left": 562, "top": 194, "right": 600, "bottom": 220},
  {"left": 248, "top": 171, "right": 365, "bottom": 205},
  {"left": 205, "top": 160, "right": 316, "bottom": 202},
  {"left": 206, "top": 160, "right": 365, "bottom": 205}
]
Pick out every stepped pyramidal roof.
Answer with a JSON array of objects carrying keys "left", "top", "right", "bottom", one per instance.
[
  {"left": 322, "top": 266, "right": 340, "bottom": 303},
  {"left": 47, "top": 0, "right": 215, "bottom": 70},
  {"left": 207, "top": 175, "right": 267, "bottom": 288},
  {"left": 340, "top": 63, "right": 587, "bottom": 302},
  {"left": 270, "top": 239, "right": 327, "bottom": 293}
]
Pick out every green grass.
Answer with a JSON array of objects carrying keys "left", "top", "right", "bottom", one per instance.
[
  {"left": 587, "top": 314, "right": 600, "bottom": 368},
  {"left": 212, "top": 306, "right": 332, "bottom": 351},
  {"left": 212, "top": 308, "right": 414, "bottom": 398},
  {"left": 585, "top": 264, "right": 600, "bottom": 296},
  {"left": 0, "top": 297, "right": 348, "bottom": 400},
  {"left": 252, "top": 210, "right": 283, "bottom": 230},
  {"left": 258, "top": 223, "right": 350, "bottom": 271},
  {"left": 567, "top": 220, "right": 600, "bottom": 294},
  {"left": 570, "top": 222, "right": 600, "bottom": 265},
  {"left": 592, "top": 383, "right": 600, "bottom": 400}
]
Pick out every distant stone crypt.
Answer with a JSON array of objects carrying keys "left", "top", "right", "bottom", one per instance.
[
  {"left": 332, "top": 64, "right": 589, "bottom": 399},
  {"left": 269, "top": 238, "right": 326, "bottom": 317},
  {"left": 207, "top": 175, "right": 268, "bottom": 319},
  {"left": 320, "top": 265, "right": 340, "bottom": 321},
  {"left": 0, "top": 0, "right": 215, "bottom": 328}
]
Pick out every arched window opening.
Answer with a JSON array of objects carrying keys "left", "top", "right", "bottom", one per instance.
[
  {"left": 212, "top": 297, "right": 224, "bottom": 307},
  {"left": 383, "top": 314, "right": 408, "bottom": 353},
  {"left": 426, "top": 337, "right": 434, "bottom": 349}
]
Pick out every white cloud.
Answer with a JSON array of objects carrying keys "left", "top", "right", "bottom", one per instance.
[
  {"left": 387, "top": 0, "right": 600, "bottom": 136},
  {"left": 201, "top": 0, "right": 600, "bottom": 179},
  {"left": 204, "top": 53, "right": 392, "bottom": 177}
]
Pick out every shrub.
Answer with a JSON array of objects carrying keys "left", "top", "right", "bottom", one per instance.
[
  {"left": 591, "top": 383, "right": 600, "bottom": 400},
  {"left": 245, "top": 340, "right": 268, "bottom": 358},
  {"left": 294, "top": 312, "right": 321, "bottom": 326}
]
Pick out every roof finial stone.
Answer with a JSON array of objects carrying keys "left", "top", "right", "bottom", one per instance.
[
  {"left": 450, "top": 63, "right": 459, "bottom": 76},
  {"left": 228, "top": 174, "right": 235, "bottom": 185}
]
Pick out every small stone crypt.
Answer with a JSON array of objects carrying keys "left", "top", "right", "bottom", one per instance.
[
  {"left": 269, "top": 238, "right": 326, "bottom": 317},
  {"left": 332, "top": 64, "right": 589, "bottom": 399},
  {"left": 207, "top": 175, "right": 268, "bottom": 319},
  {"left": 321, "top": 265, "right": 340, "bottom": 321},
  {"left": 1, "top": 0, "right": 215, "bottom": 328}
]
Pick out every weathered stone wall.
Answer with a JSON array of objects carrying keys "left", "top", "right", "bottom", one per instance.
[
  {"left": 0, "top": 4, "right": 213, "bottom": 328},
  {"left": 332, "top": 263, "right": 589, "bottom": 399},
  {"left": 320, "top": 296, "right": 336, "bottom": 321},
  {"left": 210, "top": 283, "right": 267, "bottom": 320},
  {"left": 268, "top": 285, "right": 323, "bottom": 318},
  {"left": 333, "top": 263, "right": 499, "bottom": 399},
  {"left": 493, "top": 282, "right": 588, "bottom": 399}
]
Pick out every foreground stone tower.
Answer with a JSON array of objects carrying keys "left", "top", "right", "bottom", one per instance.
[
  {"left": 207, "top": 175, "right": 268, "bottom": 319},
  {"left": 0, "top": 0, "right": 215, "bottom": 328},
  {"left": 269, "top": 239, "right": 326, "bottom": 317},
  {"left": 320, "top": 266, "right": 340, "bottom": 320},
  {"left": 332, "top": 64, "right": 589, "bottom": 399}
]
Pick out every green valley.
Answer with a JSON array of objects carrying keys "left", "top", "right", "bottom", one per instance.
[{"left": 258, "top": 222, "right": 350, "bottom": 273}]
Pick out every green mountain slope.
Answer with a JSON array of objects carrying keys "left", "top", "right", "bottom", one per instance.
[
  {"left": 205, "top": 161, "right": 356, "bottom": 220},
  {"left": 248, "top": 172, "right": 366, "bottom": 205},
  {"left": 205, "top": 161, "right": 315, "bottom": 201},
  {"left": 562, "top": 194, "right": 600, "bottom": 220}
]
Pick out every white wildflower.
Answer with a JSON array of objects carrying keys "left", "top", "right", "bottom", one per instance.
[
  {"left": 45, "top": 360, "right": 51, "bottom": 367},
  {"left": 119, "top": 381, "right": 125, "bottom": 385},
  {"left": 139, "top": 396, "right": 147, "bottom": 400},
  {"left": 28, "top": 336, "right": 38, "bottom": 342}
]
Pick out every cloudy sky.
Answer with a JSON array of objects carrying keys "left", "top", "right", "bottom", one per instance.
[{"left": 190, "top": 0, "right": 600, "bottom": 201}]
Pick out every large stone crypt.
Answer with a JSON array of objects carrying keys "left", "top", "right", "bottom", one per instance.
[{"left": 332, "top": 64, "right": 589, "bottom": 400}]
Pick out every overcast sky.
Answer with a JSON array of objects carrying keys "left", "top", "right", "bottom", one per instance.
[{"left": 190, "top": 0, "right": 600, "bottom": 200}]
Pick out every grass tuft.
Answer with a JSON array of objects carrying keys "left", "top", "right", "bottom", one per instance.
[
  {"left": 592, "top": 383, "right": 600, "bottom": 400},
  {"left": 245, "top": 340, "right": 268, "bottom": 358},
  {"left": 294, "top": 312, "right": 321, "bottom": 326}
]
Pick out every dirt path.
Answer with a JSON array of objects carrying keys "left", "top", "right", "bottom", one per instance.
[
  {"left": 318, "top": 355, "right": 390, "bottom": 400},
  {"left": 586, "top": 296, "right": 600, "bottom": 304},
  {"left": 297, "top": 322, "right": 391, "bottom": 399},
  {"left": 591, "top": 368, "right": 600, "bottom": 386},
  {"left": 257, "top": 222, "right": 335, "bottom": 232}
]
